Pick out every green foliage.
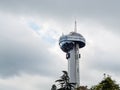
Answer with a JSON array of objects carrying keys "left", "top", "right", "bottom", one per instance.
[
  {"left": 91, "top": 75, "right": 120, "bottom": 90},
  {"left": 55, "top": 71, "right": 76, "bottom": 90}
]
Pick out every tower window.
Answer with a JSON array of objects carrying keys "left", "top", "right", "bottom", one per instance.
[{"left": 66, "top": 53, "right": 70, "bottom": 59}]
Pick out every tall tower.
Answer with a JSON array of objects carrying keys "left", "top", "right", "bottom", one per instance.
[{"left": 59, "top": 21, "right": 86, "bottom": 88}]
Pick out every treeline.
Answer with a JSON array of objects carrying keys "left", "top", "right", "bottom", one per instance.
[{"left": 51, "top": 71, "right": 120, "bottom": 90}]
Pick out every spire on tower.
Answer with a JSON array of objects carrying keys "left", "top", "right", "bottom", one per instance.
[{"left": 74, "top": 20, "right": 77, "bottom": 32}]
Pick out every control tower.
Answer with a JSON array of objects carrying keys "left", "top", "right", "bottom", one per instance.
[{"left": 59, "top": 21, "right": 86, "bottom": 88}]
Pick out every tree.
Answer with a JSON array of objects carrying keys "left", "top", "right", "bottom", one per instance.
[
  {"left": 55, "top": 71, "right": 76, "bottom": 90},
  {"left": 91, "top": 74, "right": 120, "bottom": 90}
]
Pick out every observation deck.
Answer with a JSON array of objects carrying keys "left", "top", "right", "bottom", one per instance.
[{"left": 59, "top": 32, "right": 86, "bottom": 53}]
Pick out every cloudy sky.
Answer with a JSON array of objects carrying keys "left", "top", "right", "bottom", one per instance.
[{"left": 0, "top": 0, "right": 120, "bottom": 90}]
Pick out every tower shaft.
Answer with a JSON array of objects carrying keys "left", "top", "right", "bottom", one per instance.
[{"left": 68, "top": 43, "right": 80, "bottom": 87}]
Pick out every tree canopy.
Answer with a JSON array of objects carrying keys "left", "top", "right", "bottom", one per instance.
[
  {"left": 51, "top": 71, "right": 76, "bottom": 90},
  {"left": 91, "top": 74, "right": 120, "bottom": 90}
]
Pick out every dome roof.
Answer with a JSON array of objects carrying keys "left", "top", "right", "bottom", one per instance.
[{"left": 59, "top": 32, "right": 86, "bottom": 52}]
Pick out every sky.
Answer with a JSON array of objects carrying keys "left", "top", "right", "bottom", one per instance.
[{"left": 0, "top": 0, "right": 120, "bottom": 90}]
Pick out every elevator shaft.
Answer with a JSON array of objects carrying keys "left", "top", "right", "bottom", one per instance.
[{"left": 68, "top": 43, "right": 80, "bottom": 87}]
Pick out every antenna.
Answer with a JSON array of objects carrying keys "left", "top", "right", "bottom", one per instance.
[{"left": 74, "top": 20, "right": 77, "bottom": 32}]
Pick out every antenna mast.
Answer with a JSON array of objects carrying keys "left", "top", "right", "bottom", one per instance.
[{"left": 74, "top": 20, "right": 77, "bottom": 32}]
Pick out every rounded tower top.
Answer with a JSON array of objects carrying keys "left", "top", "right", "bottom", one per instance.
[{"left": 59, "top": 31, "right": 86, "bottom": 53}]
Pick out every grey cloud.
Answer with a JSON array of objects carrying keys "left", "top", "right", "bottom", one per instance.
[
  {"left": 0, "top": 0, "right": 119, "bottom": 17},
  {"left": 0, "top": 1, "right": 120, "bottom": 88},
  {"left": 0, "top": 14, "right": 62, "bottom": 78},
  {"left": 0, "top": 36, "right": 59, "bottom": 77},
  {"left": 0, "top": 0, "right": 119, "bottom": 33},
  {"left": 86, "top": 48, "right": 120, "bottom": 75}
]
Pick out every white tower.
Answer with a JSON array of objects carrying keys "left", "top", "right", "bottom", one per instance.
[{"left": 59, "top": 21, "right": 86, "bottom": 88}]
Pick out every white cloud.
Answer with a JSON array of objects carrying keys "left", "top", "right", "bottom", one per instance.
[
  {"left": 0, "top": 73, "right": 54, "bottom": 90},
  {"left": 77, "top": 21, "right": 120, "bottom": 87},
  {"left": 0, "top": 0, "right": 120, "bottom": 90}
]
